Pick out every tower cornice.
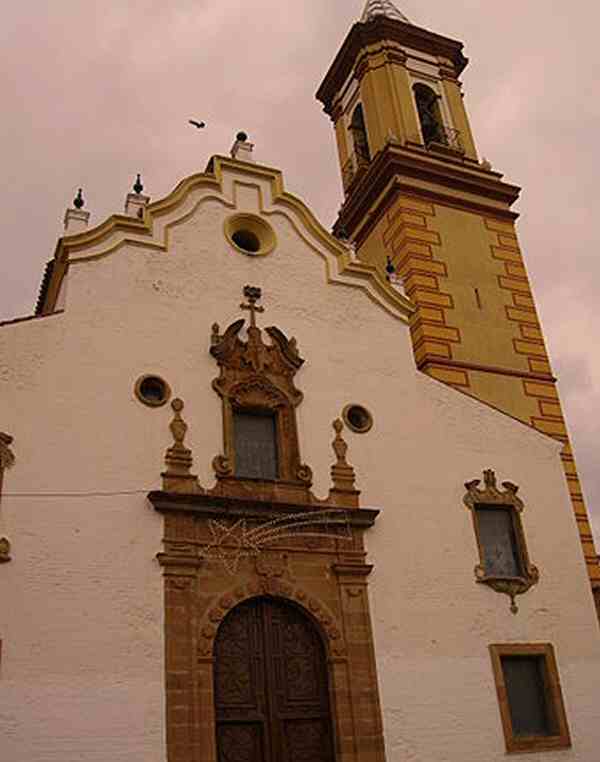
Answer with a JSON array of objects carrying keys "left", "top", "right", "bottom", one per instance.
[
  {"left": 316, "top": 17, "right": 468, "bottom": 115},
  {"left": 333, "top": 144, "right": 521, "bottom": 245}
]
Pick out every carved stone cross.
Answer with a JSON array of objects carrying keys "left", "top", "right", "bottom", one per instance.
[{"left": 240, "top": 285, "right": 264, "bottom": 328}]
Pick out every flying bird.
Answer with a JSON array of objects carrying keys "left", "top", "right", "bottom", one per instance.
[{"left": 188, "top": 119, "right": 206, "bottom": 129}]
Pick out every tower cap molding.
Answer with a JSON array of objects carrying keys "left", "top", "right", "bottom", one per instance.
[{"left": 316, "top": 17, "right": 468, "bottom": 115}]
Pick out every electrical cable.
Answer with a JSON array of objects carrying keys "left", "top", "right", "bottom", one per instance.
[{"left": 1, "top": 489, "right": 152, "bottom": 498}]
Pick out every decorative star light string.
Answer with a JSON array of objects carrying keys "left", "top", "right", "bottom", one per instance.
[{"left": 200, "top": 509, "right": 353, "bottom": 574}]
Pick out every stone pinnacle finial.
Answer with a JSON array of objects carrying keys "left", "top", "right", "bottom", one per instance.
[
  {"left": 64, "top": 190, "right": 90, "bottom": 233},
  {"left": 73, "top": 188, "right": 84, "bottom": 209},
  {"left": 360, "top": 0, "right": 410, "bottom": 24},
  {"left": 231, "top": 131, "right": 255, "bottom": 162},
  {"left": 164, "top": 399, "right": 192, "bottom": 476},
  {"left": 328, "top": 419, "right": 359, "bottom": 507},
  {"left": 161, "top": 399, "right": 204, "bottom": 495},
  {"left": 124, "top": 175, "right": 150, "bottom": 217}
]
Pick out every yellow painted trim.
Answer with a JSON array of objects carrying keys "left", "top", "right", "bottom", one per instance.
[{"left": 41, "top": 156, "right": 414, "bottom": 324}]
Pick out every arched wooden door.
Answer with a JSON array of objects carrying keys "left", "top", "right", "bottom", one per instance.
[{"left": 214, "top": 597, "right": 335, "bottom": 762}]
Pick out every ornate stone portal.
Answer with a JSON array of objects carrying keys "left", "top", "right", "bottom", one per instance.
[{"left": 148, "top": 287, "right": 386, "bottom": 762}]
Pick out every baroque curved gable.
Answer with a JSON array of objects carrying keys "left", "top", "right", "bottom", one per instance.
[{"left": 38, "top": 156, "right": 414, "bottom": 324}]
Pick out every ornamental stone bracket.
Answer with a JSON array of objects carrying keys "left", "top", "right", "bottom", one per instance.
[{"left": 464, "top": 469, "right": 540, "bottom": 614}]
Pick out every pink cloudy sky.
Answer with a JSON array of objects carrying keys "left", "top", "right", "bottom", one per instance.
[{"left": 1, "top": 1, "right": 598, "bottom": 541}]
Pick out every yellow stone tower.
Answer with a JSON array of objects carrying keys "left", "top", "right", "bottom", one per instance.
[{"left": 317, "top": 0, "right": 600, "bottom": 617}]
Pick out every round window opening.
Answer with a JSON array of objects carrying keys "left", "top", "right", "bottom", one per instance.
[
  {"left": 135, "top": 375, "right": 171, "bottom": 407},
  {"left": 342, "top": 404, "right": 373, "bottom": 434},
  {"left": 224, "top": 213, "right": 276, "bottom": 257},
  {"left": 232, "top": 229, "right": 260, "bottom": 254}
]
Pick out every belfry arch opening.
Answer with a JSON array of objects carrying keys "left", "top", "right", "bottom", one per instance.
[
  {"left": 413, "top": 83, "right": 446, "bottom": 145},
  {"left": 213, "top": 596, "right": 335, "bottom": 762},
  {"left": 350, "top": 103, "right": 371, "bottom": 163}
]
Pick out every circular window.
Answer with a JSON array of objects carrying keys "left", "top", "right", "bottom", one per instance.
[
  {"left": 224, "top": 213, "right": 276, "bottom": 257},
  {"left": 135, "top": 375, "right": 171, "bottom": 407},
  {"left": 342, "top": 404, "right": 373, "bottom": 433},
  {"left": 232, "top": 229, "right": 260, "bottom": 253}
]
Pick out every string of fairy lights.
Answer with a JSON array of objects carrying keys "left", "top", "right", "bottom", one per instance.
[{"left": 1, "top": 490, "right": 355, "bottom": 574}]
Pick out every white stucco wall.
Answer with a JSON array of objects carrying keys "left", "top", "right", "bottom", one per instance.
[{"left": 1, "top": 159, "right": 598, "bottom": 761}]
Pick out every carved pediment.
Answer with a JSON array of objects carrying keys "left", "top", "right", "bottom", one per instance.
[
  {"left": 464, "top": 469, "right": 524, "bottom": 512},
  {"left": 211, "top": 317, "right": 304, "bottom": 408},
  {"left": 230, "top": 378, "right": 287, "bottom": 410}
]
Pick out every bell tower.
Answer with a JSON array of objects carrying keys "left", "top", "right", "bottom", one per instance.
[{"left": 317, "top": 0, "right": 600, "bottom": 617}]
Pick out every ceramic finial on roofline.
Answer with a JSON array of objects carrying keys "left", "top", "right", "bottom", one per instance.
[{"left": 64, "top": 188, "right": 90, "bottom": 234}]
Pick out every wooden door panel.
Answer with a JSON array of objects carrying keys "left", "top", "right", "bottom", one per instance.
[
  {"left": 217, "top": 723, "right": 266, "bottom": 762},
  {"left": 276, "top": 605, "right": 327, "bottom": 708},
  {"left": 282, "top": 719, "right": 334, "bottom": 762},
  {"left": 214, "top": 599, "right": 266, "bottom": 716},
  {"left": 215, "top": 597, "right": 334, "bottom": 762}
]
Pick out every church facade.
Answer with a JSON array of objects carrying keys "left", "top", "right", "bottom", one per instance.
[{"left": 1, "top": 3, "right": 599, "bottom": 761}]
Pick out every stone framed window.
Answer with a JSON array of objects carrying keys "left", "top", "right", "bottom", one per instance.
[
  {"left": 489, "top": 643, "right": 571, "bottom": 754},
  {"left": 210, "top": 287, "right": 313, "bottom": 501},
  {"left": 464, "top": 470, "right": 539, "bottom": 613},
  {"left": 232, "top": 408, "right": 279, "bottom": 480},
  {"left": 474, "top": 505, "right": 524, "bottom": 578}
]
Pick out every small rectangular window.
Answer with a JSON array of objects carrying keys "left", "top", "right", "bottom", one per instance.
[
  {"left": 489, "top": 644, "right": 571, "bottom": 754},
  {"left": 233, "top": 410, "right": 278, "bottom": 480},
  {"left": 501, "top": 656, "right": 555, "bottom": 737},
  {"left": 475, "top": 506, "right": 522, "bottom": 578}
]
